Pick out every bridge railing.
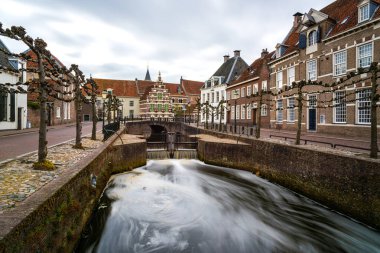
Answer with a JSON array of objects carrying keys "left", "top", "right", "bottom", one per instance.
[{"left": 103, "top": 121, "right": 120, "bottom": 141}]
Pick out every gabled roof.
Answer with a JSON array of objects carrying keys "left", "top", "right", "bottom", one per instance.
[
  {"left": 233, "top": 51, "right": 275, "bottom": 84},
  {"left": 93, "top": 78, "right": 139, "bottom": 97},
  {"left": 211, "top": 55, "right": 249, "bottom": 85},
  {"left": 181, "top": 79, "right": 204, "bottom": 96},
  {"left": 321, "top": 0, "right": 380, "bottom": 39},
  {"left": 0, "top": 39, "right": 17, "bottom": 71}
]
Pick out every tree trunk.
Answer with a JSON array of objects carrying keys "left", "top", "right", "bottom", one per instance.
[
  {"left": 205, "top": 105, "right": 209, "bottom": 129},
  {"left": 219, "top": 104, "right": 223, "bottom": 132},
  {"left": 197, "top": 106, "right": 200, "bottom": 128},
  {"left": 37, "top": 54, "right": 48, "bottom": 163},
  {"left": 91, "top": 94, "right": 97, "bottom": 140},
  {"left": 74, "top": 83, "right": 82, "bottom": 148},
  {"left": 370, "top": 68, "right": 378, "bottom": 158},
  {"left": 295, "top": 87, "right": 303, "bottom": 145}
]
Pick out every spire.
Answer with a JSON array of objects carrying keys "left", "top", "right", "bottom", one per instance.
[
  {"left": 144, "top": 65, "right": 151, "bottom": 81},
  {"left": 157, "top": 71, "right": 162, "bottom": 82}
]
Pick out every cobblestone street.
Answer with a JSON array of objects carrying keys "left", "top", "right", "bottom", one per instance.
[{"left": 0, "top": 135, "right": 103, "bottom": 213}]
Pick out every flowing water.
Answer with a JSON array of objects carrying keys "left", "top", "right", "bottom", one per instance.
[{"left": 76, "top": 160, "right": 380, "bottom": 253}]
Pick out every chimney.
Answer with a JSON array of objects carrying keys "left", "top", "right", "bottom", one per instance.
[
  {"left": 261, "top": 48, "right": 268, "bottom": 58},
  {"left": 293, "top": 12, "right": 303, "bottom": 27},
  {"left": 223, "top": 55, "right": 230, "bottom": 62},
  {"left": 233, "top": 50, "right": 241, "bottom": 57}
]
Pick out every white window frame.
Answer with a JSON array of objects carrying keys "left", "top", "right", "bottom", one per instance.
[
  {"left": 356, "top": 89, "right": 371, "bottom": 124},
  {"left": 287, "top": 97, "right": 295, "bottom": 123},
  {"left": 231, "top": 106, "right": 235, "bottom": 120},
  {"left": 226, "top": 91, "right": 230, "bottom": 101},
  {"left": 307, "top": 59, "right": 317, "bottom": 81},
  {"left": 253, "top": 83, "right": 258, "bottom": 94},
  {"left": 56, "top": 107, "right": 61, "bottom": 118},
  {"left": 236, "top": 105, "right": 240, "bottom": 120},
  {"left": 247, "top": 85, "right": 252, "bottom": 96},
  {"left": 276, "top": 100, "right": 283, "bottom": 123},
  {"left": 247, "top": 104, "right": 252, "bottom": 119},
  {"left": 235, "top": 89, "right": 240, "bottom": 98},
  {"left": 261, "top": 104, "right": 268, "bottom": 116},
  {"left": 288, "top": 66, "right": 295, "bottom": 86},
  {"left": 211, "top": 92, "right": 215, "bottom": 103},
  {"left": 359, "top": 3, "right": 370, "bottom": 23},
  {"left": 333, "top": 90, "right": 347, "bottom": 123},
  {"left": 262, "top": 80, "right": 268, "bottom": 92},
  {"left": 357, "top": 42, "right": 373, "bottom": 68},
  {"left": 333, "top": 50, "right": 347, "bottom": 76},
  {"left": 241, "top": 105, "right": 245, "bottom": 119},
  {"left": 276, "top": 71, "right": 283, "bottom": 89},
  {"left": 241, "top": 87, "right": 245, "bottom": 98},
  {"left": 216, "top": 91, "right": 220, "bottom": 102}
]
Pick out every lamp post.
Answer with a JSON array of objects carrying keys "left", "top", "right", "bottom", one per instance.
[
  {"left": 101, "top": 91, "right": 107, "bottom": 133},
  {"left": 233, "top": 90, "right": 238, "bottom": 134}
]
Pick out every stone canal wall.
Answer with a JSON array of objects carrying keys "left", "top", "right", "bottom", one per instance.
[
  {"left": 0, "top": 132, "right": 146, "bottom": 253},
  {"left": 197, "top": 138, "right": 380, "bottom": 230}
]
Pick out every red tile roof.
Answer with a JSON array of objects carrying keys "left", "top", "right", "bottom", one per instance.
[
  {"left": 181, "top": 79, "right": 204, "bottom": 96},
  {"left": 135, "top": 80, "right": 155, "bottom": 95},
  {"left": 321, "top": 0, "right": 380, "bottom": 38},
  {"left": 93, "top": 78, "right": 139, "bottom": 97},
  {"left": 233, "top": 51, "right": 275, "bottom": 84},
  {"left": 166, "top": 83, "right": 186, "bottom": 97}
]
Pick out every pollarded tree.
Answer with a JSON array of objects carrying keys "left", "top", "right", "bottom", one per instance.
[
  {"left": 0, "top": 24, "right": 77, "bottom": 167},
  {"left": 83, "top": 77, "right": 99, "bottom": 140}
]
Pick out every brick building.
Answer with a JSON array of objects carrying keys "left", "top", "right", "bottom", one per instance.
[
  {"left": 268, "top": 0, "right": 380, "bottom": 137},
  {"left": 201, "top": 50, "right": 248, "bottom": 125},
  {"left": 25, "top": 50, "right": 75, "bottom": 127},
  {"left": 226, "top": 49, "right": 274, "bottom": 134}
]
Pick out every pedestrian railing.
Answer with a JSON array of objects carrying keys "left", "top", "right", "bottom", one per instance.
[{"left": 269, "top": 134, "right": 334, "bottom": 148}]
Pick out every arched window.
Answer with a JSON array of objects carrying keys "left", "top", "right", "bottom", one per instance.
[{"left": 308, "top": 30, "right": 317, "bottom": 46}]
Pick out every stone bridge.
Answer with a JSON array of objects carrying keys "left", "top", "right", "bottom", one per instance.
[{"left": 124, "top": 120, "right": 199, "bottom": 137}]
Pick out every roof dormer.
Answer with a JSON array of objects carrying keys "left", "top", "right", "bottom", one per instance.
[
  {"left": 275, "top": 43, "right": 288, "bottom": 59},
  {"left": 358, "top": 0, "right": 378, "bottom": 23}
]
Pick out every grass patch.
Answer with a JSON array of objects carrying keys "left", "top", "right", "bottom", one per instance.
[{"left": 33, "top": 160, "right": 56, "bottom": 171}]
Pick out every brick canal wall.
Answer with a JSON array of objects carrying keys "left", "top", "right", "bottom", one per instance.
[
  {"left": 0, "top": 130, "right": 146, "bottom": 253},
  {"left": 198, "top": 138, "right": 380, "bottom": 230}
]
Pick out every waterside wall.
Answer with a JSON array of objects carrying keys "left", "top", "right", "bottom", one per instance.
[
  {"left": 197, "top": 138, "right": 380, "bottom": 230},
  {"left": 0, "top": 131, "right": 146, "bottom": 253}
]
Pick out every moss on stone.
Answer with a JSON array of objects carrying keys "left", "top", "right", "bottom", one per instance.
[{"left": 33, "top": 160, "right": 56, "bottom": 171}]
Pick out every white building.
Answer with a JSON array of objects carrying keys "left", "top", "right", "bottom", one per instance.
[
  {"left": 201, "top": 50, "right": 248, "bottom": 125},
  {"left": 0, "top": 39, "right": 27, "bottom": 130}
]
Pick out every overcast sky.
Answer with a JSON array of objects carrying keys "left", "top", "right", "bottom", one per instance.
[{"left": 1, "top": 0, "right": 333, "bottom": 83}]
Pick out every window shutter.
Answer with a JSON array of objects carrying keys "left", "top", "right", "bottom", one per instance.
[
  {"left": 10, "top": 93, "right": 15, "bottom": 122},
  {"left": 317, "top": 26, "right": 321, "bottom": 43},
  {"left": 370, "top": 2, "right": 378, "bottom": 18},
  {"left": 299, "top": 33, "right": 307, "bottom": 49}
]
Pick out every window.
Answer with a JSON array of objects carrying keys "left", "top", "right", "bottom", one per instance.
[
  {"left": 129, "top": 110, "right": 134, "bottom": 117},
  {"left": 235, "top": 89, "right": 240, "bottom": 98},
  {"left": 150, "top": 104, "right": 154, "bottom": 112},
  {"left": 358, "top": 43, "right": 372, "bottom": 68},
  {"left": 359, "top": 3, "right": 370, "bottom": 22},
  {"left": 226, "top": 91, "right": 230, "bottom": 100},
  {"left": 334, "top": 51, "right": 347, "bottom": 76},
  {"left": 129, "top": 101, "right": 134, "bottom": 106},
  {"left": 241, "top": 105, "right": 245, "bottom": 119},
  {"left": 236, "top": 105, "right": 240, "bottom": 119},
  {"left": 158, "top": 104, "right": 162, "bottom": 111},
  {"left": 216, "top": 91, "right": 220, "bottom": 102},
  {"left": 247, "top": 85, "right": 252, "bottom": 96},
  {"left": 334, "top": 91, "right": 346, "bottom": 123},
  {"left": 211, "top": 92, "right": 215, "bottom": 103},
  {"left": 231, "top": 106, "right": 234, "bottom": 120},
  {"left": 276, "top": 71, "right": 283, "bottom": 89},
  {"left": 56, "top": 107, "right": 61, "bottom": 118},
  {"left": 262, "top": 81, "right": 268, "bottom": 92},
  {"left": 202, "top": 94, "right": 205, "bottom": 103},
  {"left": 247, "top": 104, "right": 252, "bottom": 119},
  {"left": 308, "top": 30, "right": 317, "bottom": 46},
  {"left": 165, "top": 104, "right": 169, "bottom": 112},
  {"left": 288, "top": 67, "right": 295, "bottom": 85},
  {"left": 241, "top": 87, "right": 245, "bottom": 98},
  {"left": 63, "top": 103, "right": 68, "bottom": 119},
  {"left": 287, "top": 97, "right": 295, "bottom": 123},
  {"left": 261, "top": 104, "right": 268, "bottom": 116},
  {"left": 253, "top": 84, "right": 258, "bottom": 94},
  {"left": 10, "top": 93, "right": 15, "bottom": 122},
  {"left": 0, "top": 93, "right": 7, "bottom": 121},
  {"left": 67, "top": 103, "right": 71, "bottom": 120},
  {"left": 277, "top": 100, "right": 283, "bottom": 122},
  {"left": 357, "top": 89, "right": 371, "bottom": 124},
  {"left": 207, "top": 93, "right": 210, "bottom": 102},
  {"left": 307, "top": 59, "right": 317, "bottom": 81}
]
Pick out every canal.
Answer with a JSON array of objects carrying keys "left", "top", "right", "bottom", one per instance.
[{"left": 76, "top": 160, "right": 380, "bottom": 253}]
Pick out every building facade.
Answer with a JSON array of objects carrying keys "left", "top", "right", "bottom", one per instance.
[
  {"left": 0, "top": 39, "right": 27, "bottom": 130},
  {"left": 269, "top": 0, "right": 380, "bottom": 137},
  {"left": 201, "top": 50, "right": 248, "bottom": 126},
  {"left": 226, "top": 49, "right": 274, "bottom": 133}
]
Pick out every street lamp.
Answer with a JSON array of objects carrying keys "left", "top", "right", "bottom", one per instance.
[{"left": 101, "top": 90, "right": 108, "bottom": 133}]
